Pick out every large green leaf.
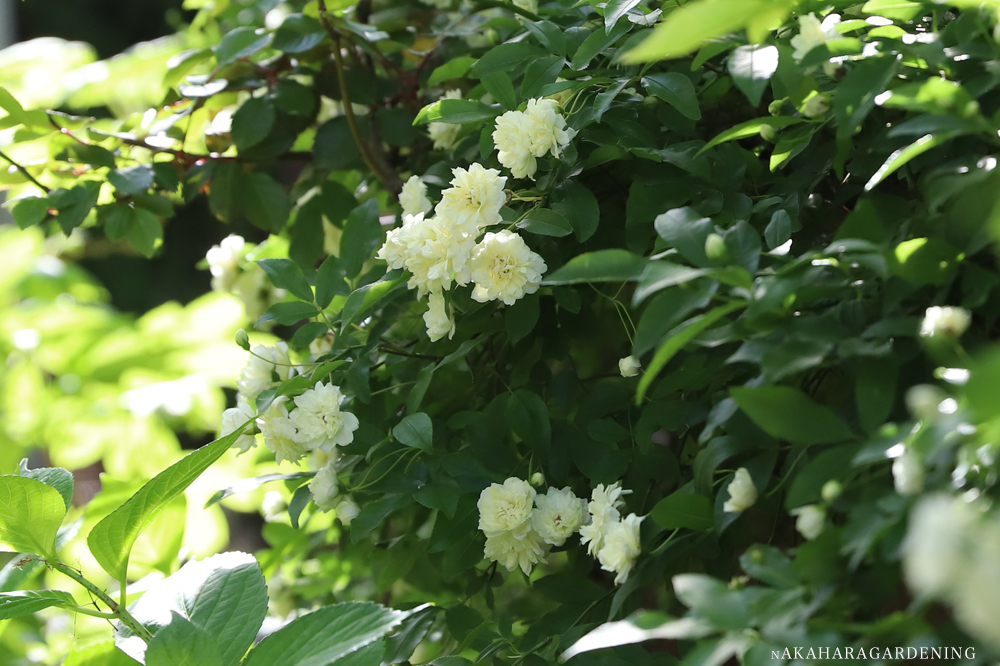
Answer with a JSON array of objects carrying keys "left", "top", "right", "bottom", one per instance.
[
  {"left": 143, "top": 615, "right": 223, "bottom": 666},
  {"left": 87, "top": 424, "right": 249, "bottom": 583},
  {"left": 116, "top": 552, "right": 266, "bottom": 665},
  {"left": 393, "top": 413, "right": 433, "bottom": 453},
  {"left": 0, "top": 590, "right": 76, "bottom": 620},
  {"left": 649, "top": 492, "right": 714, "bottom": 531},
  {"left": 636, "top": 302, "right": 745, "bottom": 403},
  {"left": 542, "top": 249, "right": 646, "bottom": 285},
  {"left": 63, "top": 641, "right": 141, "bottom": 666},
  {"left": 18, "top": 460, "right": 73, "bottom": 510},
  {"left": 242, "top": 602, "right": 417, "bottom": 666},
  {"left": 0, "top": 476, "right": 67, "bottom": 559},
  {"left": 729, "top": 386, "right": 854, "bottom": 445},
  {"left": 642, "top": 73, "right": 701, "bottom": 120},
  {"left": 340, "top": 200, "right": 382, "bottom": 279},
  {"left": 622, "top": 0, "right": 794, "bottom": 62}
]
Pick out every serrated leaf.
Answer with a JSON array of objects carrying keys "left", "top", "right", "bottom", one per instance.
[
  {"left": 0, "top": 590, "right": 76, "bottom": 620},
  {"left": 108, "top": 165, "right": 154, "bottom": 196},
  {"left": 214, "top": 27, "right": 272, "bottom": 68},
  {"left": 0, "top": 476, "right": 66, "bottom": 558},
  {"left": 115, "top": 552, "right": 266, "bottom": 666},
  {"left": 232, "top": 98, "right": 276, "bottom": 150},
  {"left": 18, "top": 460, "right": 73, "bottom": 510},
  {"left": 241, "top": 601, "right": 417, "bottom": 666},
  {"left": 143, "top": 615, "right": 223, "bottom": 666},
  {"left": 87, "top": 424, "right": 250, "bottom": 582},
  {"left": 257, "top": 258, "right": 314, "bottom": 302}
]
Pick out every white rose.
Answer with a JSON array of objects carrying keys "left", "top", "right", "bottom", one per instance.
[
  {"left": 484, "top": 528, "right": 548, "bottom": 575},
  {"left": 953, "top": 521, "right": 1000, "bottom": 651},
  {"left": 220, "top": 401, "right": 257, "bottom": 454},
  {"left": 723, "top": 468, "right": 757, "bottom": 513},
  {"left": 597, "top": 513, "right": 644, "bottom": 585},
  {"left": 289, "top": 381, "right": 360, "bottom": 452},
  {"left": 237, "top": 342, "right": 293, "bottom": 403},
  {"left": 903, "top": 494, "right": 977, "bottom": 598},
  {"left": 905, "top": 384, "right": 947, "bottom": 421},
  {"left": 309, "top": 462, "right": 340, "bottom": 512},
  {"left": 531, "top": 487, "right": 588, "bottom": 547},
  {"left": 399, "top": 175, "right": 433, "bottom": 217},
  {"left": 522, "top": 98, "right": 576, "bottom": 159},
  {"left": 261, "top": 491, "right": 286, "bottom": 522},
  {"left": 790, "top": 13, "right": 842, "bottom": 63},
  {"left": 802, "top": 92, "right": 830, "bottom": 117},
  {"left": 618, "top": 356, "right": 641, "bottom": 378},
  {"left": 493, "top": 111, "right": 538, "bottom": 179},
  {"left": 920, "top": 306, "right": 971, "bottom": 340},
  {"left": 469, "top": 230, "right": 547, "bottom": 306},
  {"left": 478, "top": 477, "right": 536, "bottom": 538},
  {"left": 335, "top": 497, "right": 361, "bottom": 524},
  {"left": 257, "top": 398, "right": 309, "bottom": 465},
  {"left": 579, "top": 482, "right": 628, "bottom": 556},
  {"left": 396, "top": 215, "right": 476, "bottom": 297},
  {"left": 435, "top": 163, "right": 508, "bottom": 231},
  {"left": 206, "top": 234, "right": 246, "bottom": 292},
  {"left": 791, "top": 504, "right": 825, "bottom": 540},
  {"left": 423, "top": 291, "right": 456, "bottom": 342}
]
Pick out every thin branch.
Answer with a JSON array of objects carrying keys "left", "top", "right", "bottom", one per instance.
[{"left": 0, "top": 149, "right": 50, "bottom": 193}]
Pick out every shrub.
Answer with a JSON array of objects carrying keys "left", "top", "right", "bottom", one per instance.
[{"left": 2, "top": 0, "right": 1000, "bottom": 663}]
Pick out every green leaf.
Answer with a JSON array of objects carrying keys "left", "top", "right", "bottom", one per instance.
[
  {"left": 698, "top": 117, "right": 805, "bottom": 154},
  {"left": 242, "top": 172, "right": 291, "bottom": 233},
  {"left": 572, "top": 20, "right": 631, "bottom": 70},
  {"left": 862, "top": 0, "right": 924, "bottom": 21},
  {"left": 481, "top": 72, "right": 517, "bottom": 111},
  {"left": 127, "top": 209, "right": 163, "bottom": 258},
  {"left": 505, "top": 294, "right": 539, "bottom": 343},
  {"left": 144, "top": 615, "right": 223, "bottom": 666},
  {"left": 543, "top": 249, "right": 646, "bottom": 285},
  {"left": 116, "top": 552, "right": 266, "bottom": 666},
  {"left": 642, "top": 73, "right": 701, "bottom": 120},
  {"left": 561, "top": 611, "right": 713, "bottom": 661},
  {"left": 636, "top": 302, "right": 745, "bottom": 403},
  {"left": 87, "top": 424, "right": 250, "bottom": 582},
  {"left": 516, "top": 207, "right": 573, "bottom": 237},
  {"left": 232, "top": 97, "right": 276, "bottom": 150},
  {"left": 382, "top": 606, "right": 438, "bottom": 665},
  {"left": 764, "top": 209, "right": 792, "bottom": 249},
  {"left": 727, "top": 45, "right": 779, "bottom": 107},
  {"left": 340, "top": 200, "right": 382, "bottom": 278},
  {"left": 214, "top": 27, "right": 272, "bottom": 67},
  {"left": 505, "top": 390, "right": 551, "bottom": 450},
  {"left": 520, "top": 56, "right": 565, "bottom": 99},
  {"left": 551, "top": 181, "right": 600, "bottom": 242},
  {"left": 0, "top": 476, "right": 66, "bottom": 558},
  {"left": 605, "top": 0, "right": 642, "bottom": 33},
  {"left": 205, "top": 472, "right": 311, "bottom": 508},
  {"left": 18, "top": 460, "right": 73, "bottom": 510},
  {"left": 257, "top": 258, "right": 314, "bottom": 303},
  {"left": 11, "top": 197, "right": 49, "bottom": 229},
  {"left": 654, "top": 207, "right": 713, "bottom": 268},
  {"left": 428, "top": 57, "right": 477, "bottom": 86},
  {"left": 633, "top": 261, "right": 707, "bottom": 304},
  {"left": 650, "top": 491, "right": 714, "bottom": 531},
  {"left": 856, "top": 358, "right": 898, "bottom": 434},
  {"left": 886, "top": 237, "right": 961, "bottom": 286},
  {"left": 623, "top": 0, "right": 793, "bottom": 62},
  {"left": 393, "top": 413, "right": 433, "bottom": 452},
  {"left": 866, "top": 132, "right": 969, "bottom": 191},
  {"left": 242, "top": 602, "right": 416, "bottom": 666},
  {"left": 729, "top": 386, "right": 854, "bottom": 445},
  {"left": 633, "top": 287, "right": 712, "bottom": 355},
  {"left": 315, "top": 256, "right": 349, "bottom": 309},
  {"left": 257, "top": 301, "right": 320, "bottom": 327},
  {"left": 51, "top": 182, "right": 101, "bottom": 234},
  {"left": 108, "top": 166, "right": 154, "bottom": 196},
  {"left": 340, "top": 276, "right": 405, "bottom": 332},
  {"left": 739, "top": 545, "right": 798, "bottom": 588},
  {"left": 524, "top": 21, "right": 566, "bottom": 56},
  {"left": 0, "top": 590, "right": 76, "bottom": 620},
  {"left": 272, "top": 14, "right": 326, "bottom": 53},
  {"left": 834, "top": 56, "right": 899, "bottom": 144},
  {"left": 469, "top": 43, "right": 547, "bottom": 78},
  {"left": 413, "top": 100, "right": 500, "bottom": 126}
]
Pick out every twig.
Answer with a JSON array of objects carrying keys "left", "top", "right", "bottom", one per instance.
[{"left": 0, "top": 149, "right": 50, "bottom": 193}]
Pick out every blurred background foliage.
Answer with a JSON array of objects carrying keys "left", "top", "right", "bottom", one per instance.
[{"left": 0, "top": 5, "right": 290, "bottom": 663}]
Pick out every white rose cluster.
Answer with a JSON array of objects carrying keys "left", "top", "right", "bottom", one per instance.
[
  {"left": 903, "top": 494, "right": 1000, "bottom": 651},
  {"left": 205, "top": 235, "right": 285, "bottom": 321},
  {"left": 377, "top": 163, "right": 546, "bottom": 341},
  {"left": 307, "top": 460, "right": 360, "bottom": 524},
  {"left": 254, "top": 381, "right": 360, "bottom": 465},
  {"left": 478, "top": 478, "right": 643, "bottom": 584},
  {"left": 492, "top": 98, "right": 577, "bottom": 179}
]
